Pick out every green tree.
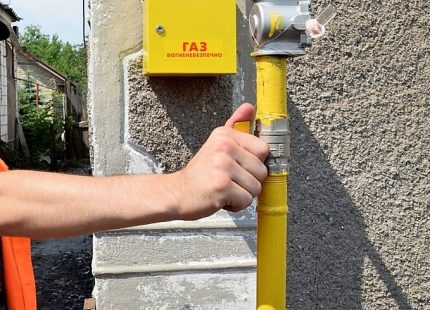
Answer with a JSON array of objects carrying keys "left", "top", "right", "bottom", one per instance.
[
  {"left": 19, "top": 25, "right": 87, "bottom": 89},
  {"left": 19, "top": 83, "right": 67, "bottom": 168}
]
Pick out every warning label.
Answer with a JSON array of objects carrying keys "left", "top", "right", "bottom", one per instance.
[
  {"left": 166, "top": 52, "right": 223, "bottom": 58},
  {"left": 165, "top": 40, "right": 224, "bottom": 59}
]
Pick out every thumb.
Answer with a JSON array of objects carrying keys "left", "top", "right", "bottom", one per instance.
[{"left": 225, "top": 103, "right": 256, "bottom": 129}]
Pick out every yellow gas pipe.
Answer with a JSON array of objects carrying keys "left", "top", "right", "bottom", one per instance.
[
  {"left": 256, "top": 56, "right": 288, "bottom": 310},
  {"left": 248, "top": 2, "right": 335, "bottom": 307}
]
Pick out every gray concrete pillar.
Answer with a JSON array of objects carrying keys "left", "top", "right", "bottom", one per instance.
[{"left": 88, "top": 0, "right": 257, "bottom": 308}]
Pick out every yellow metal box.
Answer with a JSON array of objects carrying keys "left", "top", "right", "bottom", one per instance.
[{"left": 143, "top": 0, "right": 237, "bottom": 75}]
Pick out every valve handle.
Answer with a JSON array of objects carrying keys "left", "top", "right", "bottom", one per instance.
[
  {"left": 233, "top": 121, "right": 251, "bottom": 134},
  {"left": 305, "top": 4, "right": 337, "bottom": 39}
]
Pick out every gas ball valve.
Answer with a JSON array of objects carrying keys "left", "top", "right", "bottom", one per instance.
[
  {"left": 249, "top": 0, "right": 312, "bottom": 56},
  {"left": 249, "top": 1, "right": 336, "bottom": 56}
]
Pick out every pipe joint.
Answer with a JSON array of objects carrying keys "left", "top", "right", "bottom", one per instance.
[
  {"left": 255, "top": 118, "right": 290, "bottom": 174},
  {"left": 257, "top": 204, "right": 287, "bottom": 216}
]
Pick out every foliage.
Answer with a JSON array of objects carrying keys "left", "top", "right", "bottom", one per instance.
[
  {"left": 19, "top": 80, "right": 66, "bottom": 168},
  {"left": 0, "top": 140, "right": 29, "bottom": 169},
  {"left": 19, "top": 25, "right": 87, "bottom": 90}
]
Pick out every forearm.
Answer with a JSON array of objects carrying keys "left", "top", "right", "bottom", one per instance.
[
  {"left": 0, "top": 104, "right": 269, "bottom": 239},
  {"left": 0, "top": 170, "right": 180, "bottom": 238}
]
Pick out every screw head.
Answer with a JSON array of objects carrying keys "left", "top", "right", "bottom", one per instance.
[{"left": 155, "top": 25, "right": 165, "bottom": 34}]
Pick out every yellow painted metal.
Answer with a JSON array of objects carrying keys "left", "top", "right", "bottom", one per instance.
[
  {"left": 256, "top": 56, "right": 288, "bottom": 123},
  {"left": 269, "top": 13, "right": 284, "bottom": 38},
  {"left": 143, "top": 0, "right": 236, "bottom": 75},
  {"left": 233, "top": 121, "right": 251, "bottom": 134},
  {"left": 256, "top": 56, "right": 288, "bottom": 310}
]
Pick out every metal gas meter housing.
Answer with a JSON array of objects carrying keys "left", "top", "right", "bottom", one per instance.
[{"left": 249, "top": 0, "right": 312, "bottom": 56}]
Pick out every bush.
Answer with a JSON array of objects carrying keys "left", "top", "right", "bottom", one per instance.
[{"left": 19, "top": 83, "right": 66, "bottom": 169}]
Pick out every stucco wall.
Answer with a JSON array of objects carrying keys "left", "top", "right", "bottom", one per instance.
[
  {"left": 89, "top": 0, "right": 429, "bottom": 309},
  {"left": 286, "top": 0, "right": 429, "bottom": 308}
]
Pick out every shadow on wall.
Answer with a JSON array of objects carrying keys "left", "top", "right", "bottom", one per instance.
[
  {"left": 133, "top": 78, "right": 413, "bottom": 309},
  {"left": 127, "top": 74, "right": 233, "bottom": 172},
  {"left": 287, "top": 102, "right": 411, "bottom": 310},
  {"left": 148, "top": 75, "right": 233, "bottom": 156},
  {"left": 139, "top": 75, "right": 414, "bottom": 309}
]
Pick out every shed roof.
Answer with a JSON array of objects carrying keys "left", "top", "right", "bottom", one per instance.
[
  {"left": 0, "top": 2, "right": 21, "bottom": 22},
  {"left": 17, "top": 48, "right": 68, "bottom": 83}
]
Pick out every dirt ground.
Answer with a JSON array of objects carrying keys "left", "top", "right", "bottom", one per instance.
[{"left": 32, "top": 236, "right": 93, "bottom": 310}]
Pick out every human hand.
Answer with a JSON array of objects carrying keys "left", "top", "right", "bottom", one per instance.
[{"left": 174, "top": 103, "right": 269, "bottom": 220}]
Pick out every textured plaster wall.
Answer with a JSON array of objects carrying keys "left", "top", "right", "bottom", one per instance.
[
  {"left": 287, "top": 0, "right": 429, "bottom": 309},
  {"left": 89, "top": 0, "right": 429, "bottom": 309},
  {"left": 126, "top": 55, "right": 234, "bottom": 172}
]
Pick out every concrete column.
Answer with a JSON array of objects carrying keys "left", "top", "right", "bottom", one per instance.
[{"left": 89, "top": 0, "right": 257, "bottom": 308}]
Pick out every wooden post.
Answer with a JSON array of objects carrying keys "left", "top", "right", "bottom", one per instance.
[
  {"left": 15, "top": 118, "right": 30, "bottom": 159},
  {"left": 50, "top": 124, "right": 57, "bottom": 171}
]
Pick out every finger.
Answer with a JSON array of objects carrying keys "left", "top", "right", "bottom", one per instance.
[
  {"left": 223, "top": 204, "right": 244, "bottom": 212},
  {"left": 223, "top": 182, "right": 254, "bottom": 212},
  {"left": 232, "top": 131, "right": 270, "bottom": 162},
  {"left": 230, "top": 160, "right": 262, "bottom": 197},
  {"left": 225, "top": 103, "right": 255, "bottom": 128},
  {"left": 209, "top": 126, "right": 269, "bottom": 163},
  {"left": 209, "top": 135, "right": 268, "bottom": 182},
  {"left": 237, "top": 154, "right": 268, "bottom": 184},
  {"left": 227, "top": 145, "right": 268, "bottom": 183}
]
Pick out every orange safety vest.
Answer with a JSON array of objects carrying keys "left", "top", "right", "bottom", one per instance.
[{"left": 0, "top": 159, "right": 37, "bottom": 310}]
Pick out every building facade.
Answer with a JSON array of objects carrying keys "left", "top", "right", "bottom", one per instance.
[{"left": 0, "top": 2, "right": 19, "bottom": 145}]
